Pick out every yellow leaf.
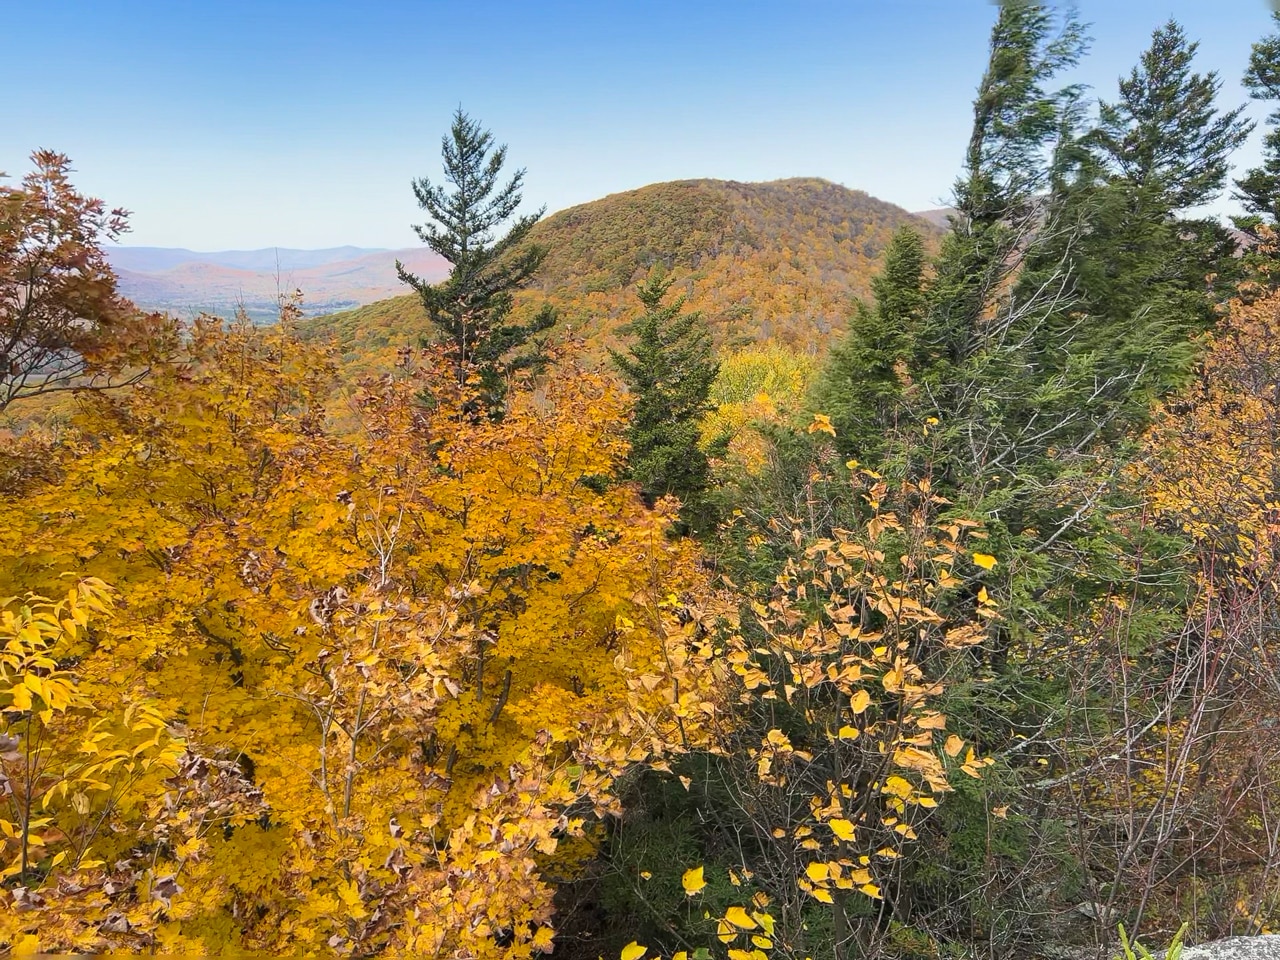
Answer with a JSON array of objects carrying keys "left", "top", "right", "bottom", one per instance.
[
  {"left": 828, "top": 818, "right": 856, "bottom": 842},
  {"left": 810, "top": 887, "right": 835, "bottom": 904},
  {"left": 621, "top": 942, "right": 647, "bottom": 960},
  {"left": 849, "top": 689, "right": 871, "bottom": 714},
  {"left": 725, "top": 905, "right": 758, "bottom": 929},
  {"left": 682, "top": 865, "right": 706, "bottom": 895},
  {"left": 805, "top": 861, "right": 829, "bottom": 882},
  {"left": 837, "top": 724, "right": 860, "bottom": 740},
  {"left": 972, "top": 552, "right": 997, "bottom": 570},
  {"left": 9, "top": 683, "right": 31, "bottom": 712},
  {"left": 860, "top": 882, "right": 883, "bottom": 899},
  {"left": 882, "top": 776, "right": 914, "bottom": 800},
  {"left": 944, "top": 734, "right": 965, "bottom": 758},
  {"left": 532, "top": 927, "right": 556, "bottom": 951},
  {"left": 992, "top": 805, "right": 1009, "bottom": 819},
  {"left": 808, "top": 413, "right": 836, "bottom": 437}
]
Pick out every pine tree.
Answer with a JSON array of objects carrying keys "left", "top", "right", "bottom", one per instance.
[
  {"left": 610, "top": 273, "right": 718, "bottom": 530},
  {"left": 1236, "top": 13, "right": 1280, "bottom": 228},
  {"left": 396, "top": 109, "right": 555, "bottom": 411},
  {"left": 811, "top": 225, "right": 926, "bottom": 461}
]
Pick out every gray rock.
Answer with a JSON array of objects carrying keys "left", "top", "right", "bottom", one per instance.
[{"left": 1171, "top": 937, "right": 1280, "bottom": 960}]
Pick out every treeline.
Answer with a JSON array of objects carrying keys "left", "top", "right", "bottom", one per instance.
[{"left": 5, "top": 2, "right": 1280, "bottom": 958}]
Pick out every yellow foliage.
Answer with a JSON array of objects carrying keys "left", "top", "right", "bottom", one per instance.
[
  {"left": 1139, "top": 287, "right": 1280, "bottom": 592},
  {"left": 701, "top": 344, "right": 816, "bottom": 473},
  {"left": 716, "top": 466, "right": 995, "bottom": 930},
  {"left": 0, "top": 320, "right": 727, "bottom": 955}
]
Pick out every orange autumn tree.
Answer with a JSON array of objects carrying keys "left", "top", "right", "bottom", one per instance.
[
  {"left": 0, "top": 151, "right": 175, "bottom": 414},
  {"left": 0, "top": 312, "right": 726, "bottom": 955}
]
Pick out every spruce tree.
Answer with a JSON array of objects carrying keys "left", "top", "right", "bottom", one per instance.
[
  {"left": 1097, "top": 20, "right": 1251, "bottom": 211},
  {"left": 810, "top": 225, "right": 926, "bottom": 461},
  {"left": 1022, "top": 19, "right": 1250, "bottom": 434},
  {"left": 918, "top": 0, "right": 1086, "bottom": 397},
  {"left": 610, "top": 273, "right": 718, "bottom": 530},
  {"left": 396, "top": 109, "right": 555, "bottom": 411}
]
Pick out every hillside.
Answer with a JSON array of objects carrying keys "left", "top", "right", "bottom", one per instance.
[{"left": 301, "top": 177, "right": 941, "bottom": 372}]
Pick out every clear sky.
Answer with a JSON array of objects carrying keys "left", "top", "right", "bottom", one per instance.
[{"left": 4, "top": 1, "right": 1277, "bottom": 250}]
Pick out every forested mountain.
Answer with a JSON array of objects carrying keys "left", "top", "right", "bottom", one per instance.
[{"left": 300, "top": 177, "right": 939, "bottom": 373}]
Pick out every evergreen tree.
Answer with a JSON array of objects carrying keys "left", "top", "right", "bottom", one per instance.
[
  {"left": 810, "top": 225, "right": 926, "bottom": 461},
  {"left": 954, "top": 0, "right": 1087, "bottom": 227},
  {"left": 1236, "top": 13, "right": 1280, "bottom": 227},
  {"left": 396, "top": 109, "right": 555, "bottom": 411},
  {"left": 1022, "top": 19, "right": 1250, "bottom": 437},
  {"left": 1097, "top": 20, "right": 1251, "bottom": 212},
  {"left": 917, "top": 0, "right": 1086, "bottom": 400},
  {"left": 610, "top": 273, "right": 718, "bottom": 531}
]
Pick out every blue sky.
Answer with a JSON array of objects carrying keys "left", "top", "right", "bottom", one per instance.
[{"left": 4, "top": 1, "right": 1277, "bottom": 250}]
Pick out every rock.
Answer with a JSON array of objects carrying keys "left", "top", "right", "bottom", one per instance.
[{"left": 1171, "top": 937, "right": 1280, "bottom": 960}]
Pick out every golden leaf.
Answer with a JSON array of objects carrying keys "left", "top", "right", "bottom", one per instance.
[
  {"left": 682, "top": 865, "right": 707, "bottom": 895},
  {"left": 828, "top": 818, "right": 856, "bottom": 842},
  {"left": 807, "top": 413, "right": 837, "bottom": 437}
]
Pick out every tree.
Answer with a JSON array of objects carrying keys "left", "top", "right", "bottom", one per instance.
[
  {"left": 0, "top": 151, "right": 173, "bottom": 414},
  {"left": 611, "top": 273, "right": 719, "bottom": 530},
  {"left": 1097, "top": 20, "right": 1251, "bottom": 213},
  {"left": 954, "top": 0, "right": 1087, "bottom": 227},
  {"left": 1236, "top": 13, "right": 1280, "bottom": 228},
  {"left": 810, "top": 225, "right": 926, "bottom": 461},
  {"left": 0, "top": 315, "right": 726, "bottom": 954},
  {"left": 396, "top": 109, "right": 555, "bottom": 411},
  {"left": 917, "top": 0, "right": 1085, "bottom": 404},
  {"left": 1020, "top": 19, "right": 1250, "bottom": 442}
]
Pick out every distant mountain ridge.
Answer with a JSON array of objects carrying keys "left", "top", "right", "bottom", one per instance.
[
  {"left": 109, "top": 246, "right": 449, "bottom": 322},
  {"left": 301, "top": 177, "right": 943, "bottom": 375},
  {"left": 107, "top": 245, "right": 388, "bottom": 274}
]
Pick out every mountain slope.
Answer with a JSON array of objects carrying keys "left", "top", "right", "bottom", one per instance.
[{"left": 302, "top": 177, "right": 941, "bottom": 372}]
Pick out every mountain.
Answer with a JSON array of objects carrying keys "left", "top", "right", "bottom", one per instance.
[
  {"left": 110, "top": 247, "right": 450, "bottom": 322},
  {"left": 107, "top": 246, "right": 387, "bottom": 274},
  {"left": 301, "top": 177, "right": 942, "bottom": 373},
  {"left": 912, "top": 208, "right": 955, "bottom": 229}
]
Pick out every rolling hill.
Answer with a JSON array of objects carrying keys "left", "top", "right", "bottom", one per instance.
[{"left": 300, "top": 178, "right": 942, "bottom": 374}]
